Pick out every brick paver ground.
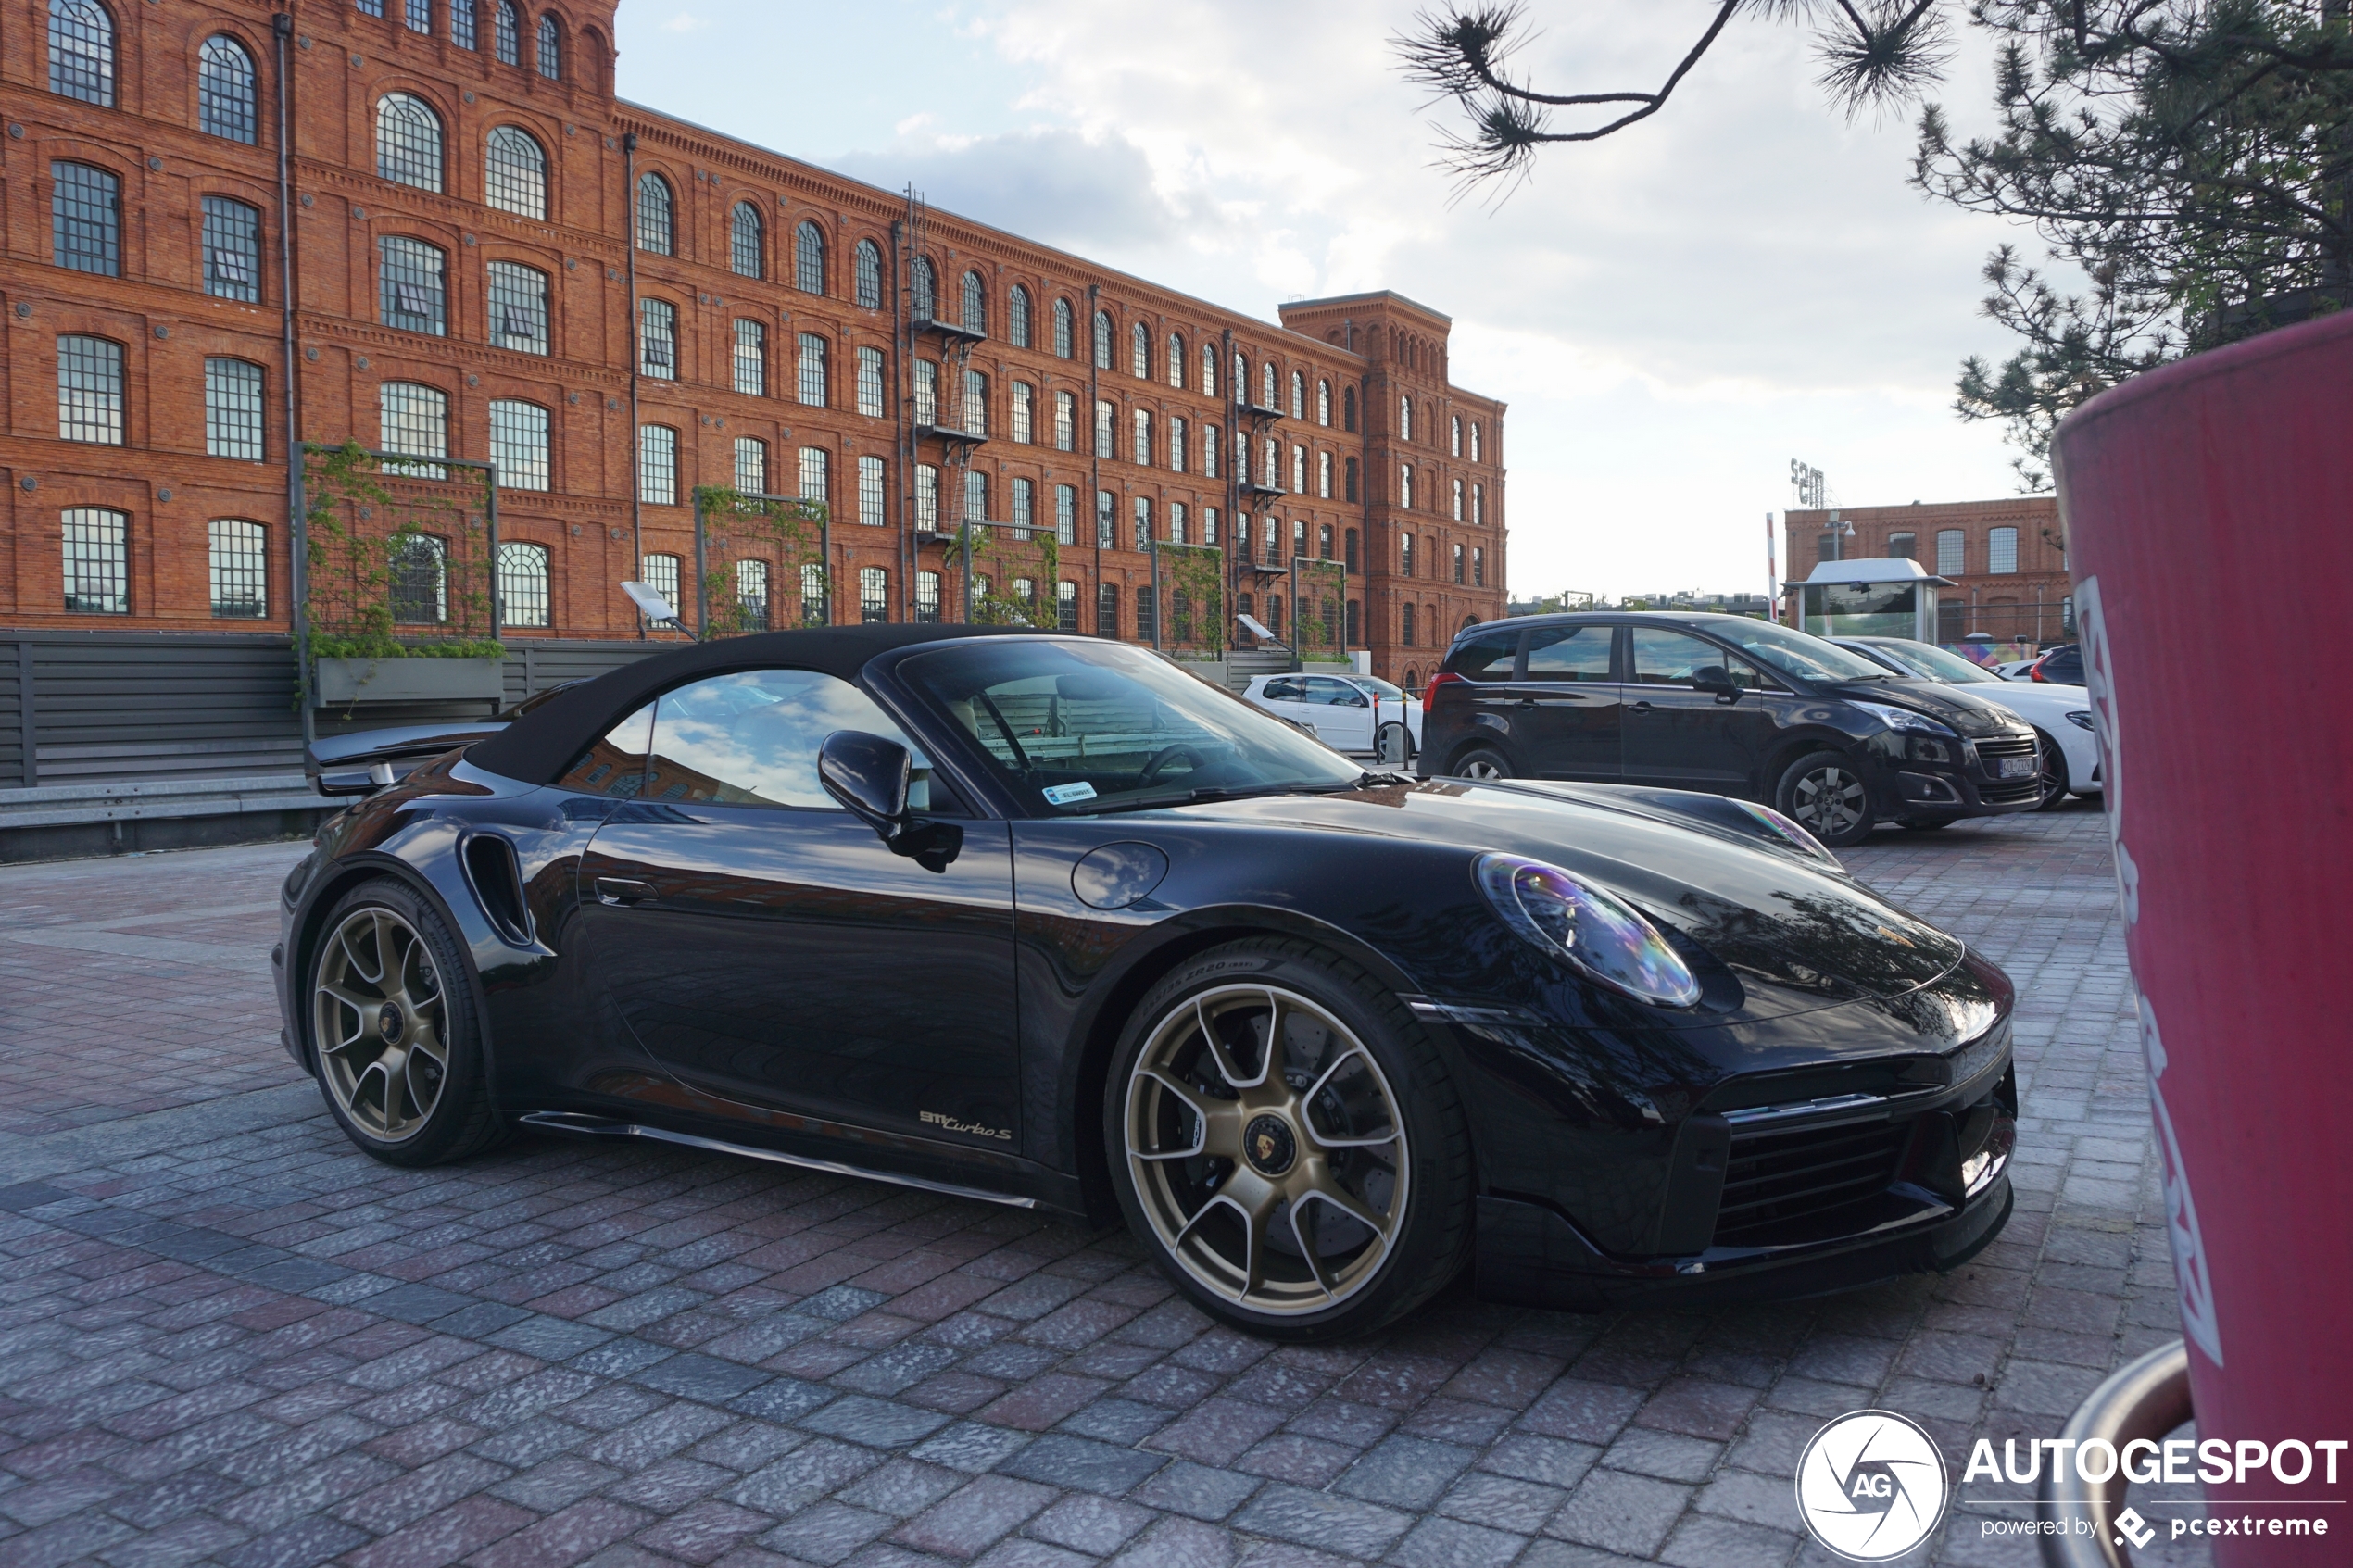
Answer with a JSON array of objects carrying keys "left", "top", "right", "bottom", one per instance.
[{"left": 0, "top": 804, "right": 2207, "bottom": 1567}]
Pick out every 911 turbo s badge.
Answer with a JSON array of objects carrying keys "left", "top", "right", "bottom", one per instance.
[{"left": 921, "top": 1110, "right": 1013, "bottom": 1140}]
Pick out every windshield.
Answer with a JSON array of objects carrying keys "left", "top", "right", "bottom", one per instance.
[
  {"left": 899, "top": 639, "right": 1364, "bottom": 814},
  {"left": 1353, "top": 675, "right": 1407, "bottom": 699},
  {"left": 1707, "top": 620, "right": 1894, "bottom": 684},
  {"left": 1872, "top": 639, "right": 2001, "bottom": 684}
]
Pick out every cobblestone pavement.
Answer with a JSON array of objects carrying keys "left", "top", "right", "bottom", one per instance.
[{"left": 0, "top": 805, "right": 2206, "bottom": 1568}]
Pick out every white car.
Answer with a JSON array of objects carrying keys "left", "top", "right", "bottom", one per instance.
[
  {"left": 1831, "top": 636, "right": 2100, "bottom": 804},
  {"left": 1241, "top": 671, "right": 1423, "bottom": 758}
]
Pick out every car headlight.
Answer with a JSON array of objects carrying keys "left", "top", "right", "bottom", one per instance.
[
  {"left": 2066, "top": 710, "right": 2095, "bottom": 731},
  {"left": 1475, "top": 854, "right": 1702, "bottom": 1008},
  {"left": 1732, "top": 799, "right": 1842, "bottom": 869},
  {"left": 1851, "top": 700, "right": 1957, "bottom": 737}
]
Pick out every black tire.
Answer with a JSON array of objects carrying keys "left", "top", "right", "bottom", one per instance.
[
  {"left": 1774, "top": 748, "right": 1877, "bottom": 847},
  {"left": 1104, "top": 938, "right": 1474, "bottom": 1341},
  {"left": 305, "top": 877, "right": 508, "bottom": 1168},
  {"left": 2032, "top": 730, "right": 2070, "bottom": 810},
  {"left": 1449, "top": 745, "right": 1513, "bottom": 782}
]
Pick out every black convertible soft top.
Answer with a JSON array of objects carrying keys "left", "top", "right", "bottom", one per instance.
[{"left": 469, "top": 623, "right": 1038, "bottom": 786}]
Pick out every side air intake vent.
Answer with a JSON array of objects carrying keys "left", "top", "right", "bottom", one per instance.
[{"left": 463, "top": 833, "right": 532, "bottom": 945}]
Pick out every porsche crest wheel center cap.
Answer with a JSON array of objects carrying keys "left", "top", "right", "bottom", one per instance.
[
  {"left": 1243, "top": 1114, "right": 1297, "bottom": 1176},
  {"left": 376, "top": 1002, "right": 403, "bottom": 1042}
]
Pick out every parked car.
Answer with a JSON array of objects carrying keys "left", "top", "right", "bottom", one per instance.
[
  {"left": 1417, "top": 612, "right": 2045, "bottom": 846},
  {"left": 276, "top": 625, "right": 2015, "bottom": 1340},
  {"left": 1241, "top": 671, "right": 1421, "bottom": 757},
  {"left": 1829, "top": 636, "right": 2099, "bottom": 807},
  {"left": 2028, "top": 644, "right": 2083, "bottom": 684}
]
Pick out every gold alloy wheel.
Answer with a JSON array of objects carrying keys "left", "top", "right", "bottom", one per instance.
[
  {"left": 1124, "top": 983, "right": 1407, "bottom": 1315},
  {"left": 312, "top": 907, "right": 449, "bottom": 1144}
]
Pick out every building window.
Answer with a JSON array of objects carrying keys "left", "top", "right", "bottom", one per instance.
[
  {"left": 1129, "top": 495, "right": 1151, "bottom": 552},
  {"left": 369, "top": 243, "right": 448, "bottom": 349},
  {"left": 635, "top": 171, "right": 673, "bottom": 254},
  {"left": 484, "top": 127, "right": 547, "bottom": 219},
  {"left": 914, "top": 570, "right": 941, "bottom": 623},
  {"left": 639, "top": 296, "right": 676, "bottom": 378},
  {"left": 48, "top": 0, "right": 114, "bottom": 106},
  {"left": 735, "top": 558, "right": 769, "bottom": 630},
  {"left": 51, "top": 161, "right": 120, "bottom": 276},
  {"left": 1202, "top": 344, "right": 1219, "bottom": 397},
  {"left": 1452, "top": 478, "right": 1465, "bottom": 521},
  {"left": 1054, "top": 484, "right": 1077, "bottom": 546},
  {"left": 1096, "top": 490, "right": 1114, "bottom": 548},
  {"left": 797, "top": 446, "right": 830, "bottom": 511},
  {"left": 1010, "top": 477, "right": 1035, "bottom": 538},
  {"left": 62, "top": 507, "right": 129, "bottom": 614},
  {"left": 1092, "top": 398, "right": 1113, "bottom": 457},
  {"left": 1935, "top": 529, "right": 1965, "bottom": 576},
  {"left": 200, "top": 195, "right": 261, "bottom": 302},
  {"left": 451, "top": 0, "right": 476, "bottom": 50},
  {"left": 391, "top": 534, "right": 448, "bottom": 624},
  {"left": 1290, "top": 370, "right": 1306, "bottom": 418},
  {"left": 1344, "top": 528, "right": 1359, "bottom": 572},
  {"left": 1093, "top": 311, "right": 1114, "bottom": 370},
  {"left": 912, "top": 257, "right": 937, "bottom": 322},
  {"left": 1472, "top": 483, "right": 1485, "bottom": 525},
  {"left": 963, "top": 470, "right": 988, "bottom": 525},
  {"left": 1400, "top": 531, "right": 1416, "bottom": 577},
  {"left": 1399, "top": 464, "right": 1416, "bottom": 510},
  {"left": 197, "top": 35, "right": 258, "bottom": 144},
  {"left": 858, "top": 455, "right": 885, "bottom": 526},
  {"left": 1168, "top": 502, "right": 1187, "bottom": 545},
  {"left": 1452, "top": 542, "right": 1466, "bottom": 583},
  {"left": 914, "top": 361, "right": 938, "bottom": 426},
  {"left": 860, "top": 566, "right": 887, "bottom": 623},
  {"left": 488, "top": 399, "right": 549, "bottom": 491},
  {"left": 1012, "top": 382, "right": 1035, "bottom": 444},
  {"left": 963, "top": 370, "right": 988, "bottom": 437},
  {"left": 961, "top": 270, "right": 987, "bottom": 335},
  {"left": 1166, "top": 334, "right": 1186, "bottom": 389},
  {"left": 734, "top": 435, "right": 767, "bottom": 495},
  {"left": 774, "top": 329, "right": 819, "bottom": 404},
  {"left": 797, "top": 220, "right": 830, "bottom": 294},
  {"left": 1344, "top": 457, "right": 1360, "bottom": 504},
  {"left": 1135, "top": 583, "right": 1157, "bottom": 643},
  {"left": 1472, "top": 546, "right": 1485, "bottom": 586},
  {"left": 535, "top": 14, "right": 560, "bottom": 78},
  {"left": 1132, "top": 408, "right": 1151, "bottom": 465},
  {"left": 204, "top": 358, "right": 264, "bottom": 460},
  {"left": 487, "top": 259, "right": 549, "bottom": 353},
  {"left": 1169, "top": 417, "right": 1187, "bottom": 472},
  {"left": 209, "top": 519, "right": 267, "bottom": 619},
  {"left": 1263, "top": 436, "right": 1278, "bottom": 487},
  {"left": 1129, "top": 321, "right": 1149, "bottom": 379},
  {"left": 856, "top": 346, "right": 886, "bottom": 418},
  {"left": 1009, "top": 285, "right": 1032, "bottom": 348},
  {"left": 801, "top": 562, "right": 827, "bottom": 625},
  {"left": 1343, "top": 385, "right": 1358, "bottom": 432},
  {"left": 375, "top": 94, "right": 443, "bottom": 193},
  {"left": 1095, "top": 582, "right": 1118, "bottom": 638},
  {"left": 1054, "top": 298, "right": 1075, "bottom": 358},
  {"left": 915, "top": 464, "right": 939, "bottom": 532},
  {"left": 636, "top": 551, "right": 679, "bottom": 614},
  {"left": 1291, "top": 445, "right": 1306, "bottom": 494},
  {"left": 498, "top": 540, "right": 549, "bottom": 627},
  {"left": 854, "top": 239, "right": 883, "bottom": 310},
  {"left": 1401, "top": 601, "right": 1416, "bottom": 647},
  {"left": 637, "top": 424, "right": 676, "bottom": 505},
  {"left": 57, "top": 334, "right": 123, "bottom": 445},
  {"left": 1054, "top": 392, "right": 1076, "bottom": 452},
  {"left": 1318, "top": 522, "right": 1334, "bottom": 560},
  {"left": 1988, "top": 526, "right": 2020, "bottom": 573},
  {"left": 1885, "top": 531, "right": 1917, "bottom": 561},
  {"left": 495, "top": 0, "right": 521, "bottom": 62},
  {"left": 379, "top": 382, "right": 448, "bottom": 477},
  {"left": 1470, "top": 421, "right": 1483, "bottom": 461},
  {"left": 1055, "top": 579, "right": 1078, "bottom": 632}
]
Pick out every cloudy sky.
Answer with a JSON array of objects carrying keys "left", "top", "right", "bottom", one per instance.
[{"left": 617, "top": 2, "right": 2035, "bottom": 598}]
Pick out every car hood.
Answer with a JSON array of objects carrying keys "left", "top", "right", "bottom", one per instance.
[
  {"left": 1159, "top": 779, "right": 1968, "bottom": 1019},
  {"left": 1966, "top": 681, "right": 2089, "bottom": 721},
  {"left": 1822, "top": 678, "right": 2028, "bottom": 737}
]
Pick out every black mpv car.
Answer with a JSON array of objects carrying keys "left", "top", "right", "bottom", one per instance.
[
  {"left": 278, "top": 626, "right": 2017, "bottom": 1341},
  {"left": 1418, "top": 612, "right": 2045, "bottom": 847}
]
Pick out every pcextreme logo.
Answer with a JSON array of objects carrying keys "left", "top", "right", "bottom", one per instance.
[{"left": 1795, "top": 1411, "right": 1950, "bottom": 1561}]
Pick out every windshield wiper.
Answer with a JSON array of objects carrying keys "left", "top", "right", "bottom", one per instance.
[{"left": 1054, "top": 783, "right": 1319, "bottom": 815}]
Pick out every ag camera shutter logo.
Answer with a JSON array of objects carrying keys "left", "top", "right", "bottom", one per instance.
[{"left": 1795, "top": 1410, "right": 1950, "bottom": 1560}]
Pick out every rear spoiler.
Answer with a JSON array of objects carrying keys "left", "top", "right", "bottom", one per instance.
[{"left": 308, "top": 721, "right": 508, "bottom": 797}]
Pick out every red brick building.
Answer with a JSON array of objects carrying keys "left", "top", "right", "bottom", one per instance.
[
  {"left": 1784, "top": 498, "right": 2070, "bottom": 647},
  {"left": 0, "top": 0, "right": 1506, "bottom": 688}
]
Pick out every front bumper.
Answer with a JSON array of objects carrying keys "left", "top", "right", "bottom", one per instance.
[{"left": 1873, "top": 730, "right": 2045, "bottom": 818}]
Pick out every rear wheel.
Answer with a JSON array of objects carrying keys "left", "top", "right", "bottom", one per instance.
[
  {"left": 1449, "top": 745, "right": 1512, "bottom": 781},
  {"left": 1776, "top": 749, "right": 1876, "bottom": 847},
  {"left": 1106, "top": 940, "right": 1472, "bottom": 1340}
]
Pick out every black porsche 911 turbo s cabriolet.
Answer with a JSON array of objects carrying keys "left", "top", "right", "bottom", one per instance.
[{"left": 275, "top": 624, "right": 2017, "bottom": 1341}]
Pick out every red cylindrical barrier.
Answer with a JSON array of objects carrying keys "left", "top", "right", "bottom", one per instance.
[{"left": 2054, "top": 312, "right": 2353, "bottom": 1563}]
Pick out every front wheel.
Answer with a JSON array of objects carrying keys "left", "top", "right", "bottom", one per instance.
[
  {"left": 1449, "top": 745, "right": 1512, "bottom": 781},
  {"left": 2032, "top": 731, "right": 2070, "bottom": 809},
  {"left": 1776, "top": 748, "right": 1877, "bottom": 847},
  {"left": 1106, "top": 940, "right": 1472, "bottom": 1340}
]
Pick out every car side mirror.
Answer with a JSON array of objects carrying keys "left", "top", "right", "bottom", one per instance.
[
  {"left": 819, "top": 731, "right": 963, "bottom": 872},
  {"left": 1692, "top": 666, "right": 1742, "bottom": 701}
]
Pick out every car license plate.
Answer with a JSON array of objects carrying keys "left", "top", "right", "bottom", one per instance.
[{"left": 1997, "top": 756, "right": 2036, "bottom": 779}]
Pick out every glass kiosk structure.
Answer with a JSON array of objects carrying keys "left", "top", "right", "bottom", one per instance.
[{"left": 1793, "top": 558, "right": 1953, "bottom": 642}]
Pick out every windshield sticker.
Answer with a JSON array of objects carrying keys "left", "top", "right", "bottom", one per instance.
[{"left": 1041, "top": 782, "right": 1098, "bottom": 806}]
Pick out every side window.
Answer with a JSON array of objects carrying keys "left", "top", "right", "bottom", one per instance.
[
  {"left": 1523, "top": 626, "right": 1614, "bottom": 683},
  {"left": 557, "top": 703, "right": 654, "bottom": 796},
  {"left": 1261, "top": 677, "right": 1304, "bottom": 702},
  {"left": 1441, "top": 628, "right": 1520, "bottom": 682},
  {"left": 1630, "top": 628, "right": 1759, "bottom": 688},
  {"left": 644, "top": 670, "right": 933, "bottom": 809},
  {"left": 1305, "top": 677, "right": 1365, "bottom": 708}
]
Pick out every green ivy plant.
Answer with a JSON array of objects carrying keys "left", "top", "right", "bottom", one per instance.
[
  {"left": 963, "top": 523, "right": 1061, "bottom": 627},
  {"left": 1158, "top": 543, "right": 1227, "bottom": 659},
  {"left": 695, "top": 485, "right": 829, "bottom": 633},
  {"left": 302, "top": 441, "right": 502, "bottom": 661}
]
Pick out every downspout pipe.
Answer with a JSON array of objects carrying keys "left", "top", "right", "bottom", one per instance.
[
  {"left": 623, "top": 133, "right": 644, "bottom": 638},
  {"left": 271, "top": 13, "right": 312, "bottom": 752},
  {"left": 1088, "top": 283, "right": 1101, "bottom": 632}
]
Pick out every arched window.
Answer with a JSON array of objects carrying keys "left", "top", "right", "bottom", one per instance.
[
  {"left": 1201, "top": 344, "right": 1217, "bottom": 396},
  {"left": 196, "top": 35, "right": 257, "bottom": 144},
  {"left": 1130, "top": 321, "right": 1149, "bottom": 379},
  {"left": 1317, "top": 380, "right": 1331, "bottom": 426},
  {"left": 635, "top": 170, "right": 673, "bottom": 254},
  {"left": 1166, "top": 334, "right": 1185, "bottom": 389},
  {"left": 1234, "top": 352, "right": 1247, "bottom": 399},
  {"left": 1093, "top": 311, "right": 1114, "bottom": 370},
  {"left": 1263, "top": 362, "right": 1277, "bottom": 410},
  {"left": 798, "top": 220, "right": 832, "bottom": 294},
  {"left": 961, "top": 270, "right": 986, "bottom": 335},
  {"left": 1343, "top": 385, "right": 1357, "bottom": 432},
  {"left": 1470, "top": 421, "right": 1482, "bottom": 461},
  {"left": 535, "top": 13, "right": 560, "bottom": 79},
  {"left": 729, "top": 203, "right": 764, "bottom": 280},
  {"left": 1450, "top": 414, "right": 1463, "bottom": 456},
  {"left": 1009, "top": 285, "right": 1032, "bottom": 348},
  {"left": 912, "top": 257, "right": 937, "bottom": 322},
  {"left": 498, "top": 541, "right": 551, "bottom": 625},
  {"left": 483, "top": 126, "right": 546, "bottom": 219},
  {"left": 1052, "top": 298, "right": 1074, "bottom": 358},
  {"left": 1290, "top": 370, "right": 1305, "bottom": 419},
  {"left": 495, "top": 0, "right": 522, "bottom": 65},
  {"left": 1397, "top": 396, "right": 1412, "bottom": 441},
  {"left": 375, "top": 94, "right": 444, "bottom": 194},
  {"left": 854, "top": 239, "right": 883, "bottom": 310},
  {"left": 48, "top": 0, "right": 114, "bottom": 107},
  {"left": 1399, "top": 464, "right": 1415, "bottom": 509}
]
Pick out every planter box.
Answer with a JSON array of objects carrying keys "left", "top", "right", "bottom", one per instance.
[{"left": 315, "top": 657, "right": 504, "bottom": 707}]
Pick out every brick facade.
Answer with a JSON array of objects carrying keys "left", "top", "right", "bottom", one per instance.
[
  {"left": 1784, "top": 497, "right": 2070, "bottom": 646},
  {"left": 0, "top": 0, "right": 1505, "bottom": 687}
]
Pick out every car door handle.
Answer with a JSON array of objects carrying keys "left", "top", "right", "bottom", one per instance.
[
  {"left": 1628, "top": 701, "right": 1654, "bottom": 714},
  {"left": 595, "top": 877, "right": 657, "bottom": 906}
]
